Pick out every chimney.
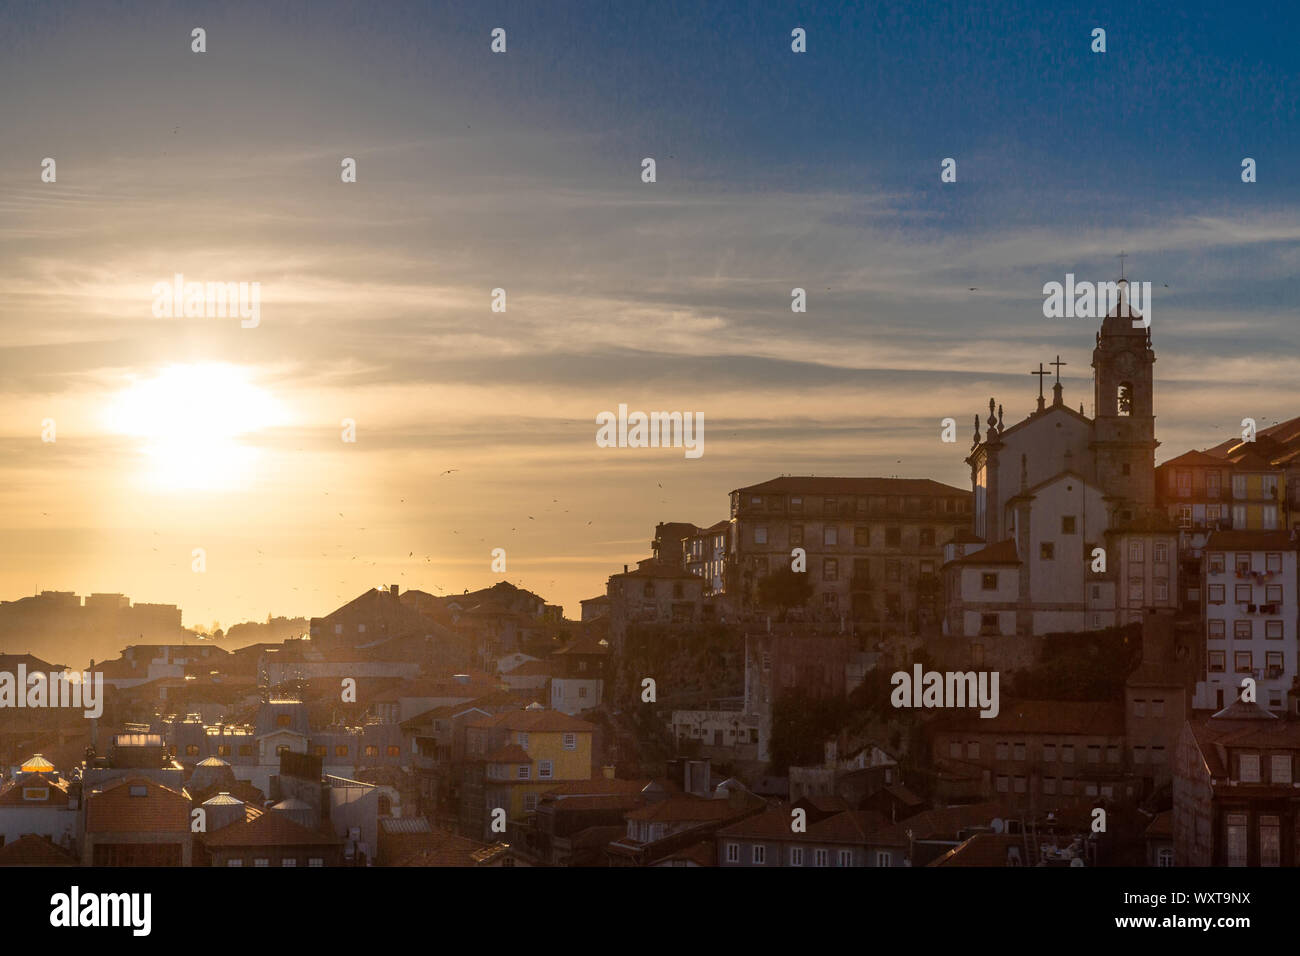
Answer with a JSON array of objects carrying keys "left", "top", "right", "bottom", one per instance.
[
  {"left": 601, "top": 765, "right": 616, "bottom": 780},
  {"left": 390, "top": 584, "right": 399, "bottom": 598},
  {"left": 623, "top": 565, "right": 628, "bottom": 574}
]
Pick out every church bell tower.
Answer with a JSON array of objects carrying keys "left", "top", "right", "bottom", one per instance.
[{"left": 1091, "top": 277, "right": 1158, "bottom": 519}]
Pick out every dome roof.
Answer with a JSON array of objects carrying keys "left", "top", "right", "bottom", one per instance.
[
  {"left": 196, "top": 756, "right": 230, "bottom": 768},
  {"left": 1211, "top": 698, "right": 1279, "bottom": 721},
  {"left": 20, "top": 754, "right": 54, "bottom": 773},
  {"left": 202, "top": 792, "right": 245, "bottom": 806}
]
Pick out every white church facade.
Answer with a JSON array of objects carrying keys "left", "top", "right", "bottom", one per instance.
[{"left": 942, "top": 280, "right": 1179, "bottom": 664}]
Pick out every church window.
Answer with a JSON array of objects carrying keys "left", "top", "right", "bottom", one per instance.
[
  {"left": 1117, "top": 382, "right": 1133, "bottom": 416},
  {"left": 1039, "top": 542, "right": 1055, "bottom": 560},
  {"left": 981, "top": 573, "right": 997, "bottom": 591},
  {"left": 1061, "top": 516, "right": 1076, "bottom": 534}
]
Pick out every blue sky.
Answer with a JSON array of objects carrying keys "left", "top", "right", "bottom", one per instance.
[{"left": 0, "top": 0, "right": 1296, "bottom": 634}]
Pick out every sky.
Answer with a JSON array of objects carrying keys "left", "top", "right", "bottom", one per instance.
[{"left": 0, "top": 0, "right": 1297, "bottom": 629}]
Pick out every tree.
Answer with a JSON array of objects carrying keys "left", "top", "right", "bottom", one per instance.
[{"left": 756, "top": 567, "right": 814, "bottom": 620}]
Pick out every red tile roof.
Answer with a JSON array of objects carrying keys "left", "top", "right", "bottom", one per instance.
[
  {"left": 732, "top": 476, "right": 969, "bottom": 497},
  {"left": 0, "top": 773, "right": 69, "bottom": 806},
  {"left": 201, "top": 811, "right": 340, "bottom": 848},
  {"left": 85, "top": 778, "right": 189, "bottom": 833},
  {"left": 0, "top": 834, "right": 77, "bottom": 866},
  {"left": 937, "top": 699, "right": 1125, "bottom": 736},
  {"left": 466, "top": 709, "right": 595, "bottom": 734}
]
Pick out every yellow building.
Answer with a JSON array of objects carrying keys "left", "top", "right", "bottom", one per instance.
[{"left": 461, "top": 708, "right": 595, "bottom": 841}]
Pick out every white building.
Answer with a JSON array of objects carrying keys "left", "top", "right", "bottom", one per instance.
[{"left": 1195, "top": 530, "right": 1300, "bottom": 714}]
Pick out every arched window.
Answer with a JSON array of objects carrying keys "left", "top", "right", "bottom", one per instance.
[{"left": 1117, "top": 382, "right": 1133, "bottom": 416}]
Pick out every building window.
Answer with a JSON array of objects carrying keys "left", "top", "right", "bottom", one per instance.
[
  {"left": 538, "top": 760, "right": 553, "bottom": 779},
  {"left": 1013, "top": 743, "right": 1026, "bottom": 761},
  {"left": 282, "top": 858, "right": 297, "bottom": 866},
  {"left": 790, "top": 526, "right": 803, "bottom": 546},
  {"left": 275, "top": 745, "right": 290, "bottom": 756},
  {"left": 1040, "top": 542, "right": 1055, "bottom": 560},
  {"left": 387, "top": 745, "right": 400, "bottom": 757},
  {"left": 919, "top": 528, "right": 935, "bottom": 546},
  {"left": 1106, "top": 746, "right": 1120, "bottom": 764},
  {"left": 885, "top": 560, "right": 900, "bottom": 582},
  {"left": 814, "top": 849, "right": 828, "bottom": 867},
  {"left": 1044, "top": 777, "right": 1057, "bottom": 794},
  {"left": 1151, "top": 699, "right": 1164, "bottom": 717},
  {"left": 1129, "top": 579, "right": 1143, "bottom": 602},
  {"left": 1235, "top": 652, "right": 1253, "bottom": 674},
  {"left": 1117, "top": 382, "right": 1133, "bottom": 416},
  {"left": 754, "top": 527, "right": 768, "bottom": 545},
  {"left": 1235, "top": 620, "right": 1252, "bottom": 640},
  {"left": 185, "top": 744, "right": 200, "bottom": 756},
  {"left": 966, "top": 742, "right": 979, "bottom": 759},
  {"left": 838, "top": 850, "right": 853, "bottom": 867},
  {"left": 790, "top": 496, "right": 803, "bottom": 512},
  {"left": 364, "top": 745, "right": 379, "bottom": 757},
  {"left": 1062, "top": 746, "right": 1074, "bottom": 763},
  {"left": 1043, "top": 744, "right": 1056, "bottom": 761},
  {"left": 1061, "top": 516, "right": 1076, "bottom": 534},
  {"left": 1208, "top": 651, "right": 1226, "bottom": 672},
  {"left": 524, "top": 793, "right": 539, "bottom": 812},
  {"left": 517, "top": 733, "right": 529, "bottom": 750},
  {"left": 335, "top": 745, "right": 348, "bottom": 757},
  {"left": 1209, "top": 584, "right": 1226, "bottom": 604},
  {"left": 949, "top": 741, "right": 961, "bottom": 759},
  {"left": 753, "top": 845, "right": 766, "bottom": 865},
  {"left": 516, "top": 765, "right": 530, "bottom": 779},
  {"left": 276, "top": 714, "right": 292, "bottom": 727},
  {"left": 1267, "top": 552, "right": 1282, "bottom": 572},
  {"left": 823, "top": 559, "right": 838, "bottom": 581},
  {"left": 217, "top": 745, "right": 231, "bottom": 757},
  {"left": 227, "top": 859, "right": 243, "bottom": 867},
  {"left": 1154, "top": 581, "right": 1168, "bottom": 601},
  {"left": 1154, "top": 543, "right": 1168, "bottom": 563},
  {"left": 1235, "top": 584, "right": 1252, "bottom": 603},
  {"left": 996, "top": 775, "right": 1008, "bottom": 793},
  {"left": 1267, "top": 584, "right": 1283, "bottom": 603},
  {"left": 875, "top": 851, "right": 891, "bottom": 867},
  {"left": 996, "top": 742, "right": 1009, "bottom": 760},
  {"left": 563, "top": 733, "right": 577, "bottom": 751},
  {"left": 1134, "top": 699, "right": 1147, "bottom": 717},
  {"left": 1261, "top": 816, "right": 1281, "bottom": 867},
  {"left": 854, "top": 527, "right": 869, "bottom": 547},
  {"left": 981, "top": 572, "right": 997, "bottom": 591},
  {"left": 1267, "top": 621, "right": 1284, "bottom": 639},
  {"left": 790, "top": 847, "right": 804, "bottom": 866},
  {"left": 1129, "top": 541, "right": 1144, "bottom": 562},
  {"left": 1087, "top": 745, "right": 1101, "bottom": 764},
  {"left": 1226, "top": 814, "right": 1247, "bottom": 867},
  {"left": 1272, "top": 755, "right": 1292, "bottom": 784},
  {"left": 726, "top": 843, "right": 740, "bottom": 863},
  {"left": 314, "top": 746, "right": 327, "bottom": 757},
  {"left": 254, "top": 858, "right": 269, "bottom": 867},
  {"left": 308, "top": 858, "right": 324, "bottom": 867}
]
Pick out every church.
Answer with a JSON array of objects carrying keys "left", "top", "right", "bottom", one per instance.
[{"left": 941, "top": 278, "right": 1180, "bottom": 669}]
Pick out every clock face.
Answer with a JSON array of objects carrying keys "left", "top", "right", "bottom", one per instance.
[{"left": 1116, "top": 351, "right": 1137, "bottom": 376}]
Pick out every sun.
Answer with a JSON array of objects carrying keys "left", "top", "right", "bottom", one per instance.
[{"left": 105, "top": 363, "right": 288, "bottom": 492}]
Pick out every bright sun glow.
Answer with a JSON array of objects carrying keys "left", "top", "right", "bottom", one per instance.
[{"left": 105, "top": 363, "right": 288, "bottom": 492}]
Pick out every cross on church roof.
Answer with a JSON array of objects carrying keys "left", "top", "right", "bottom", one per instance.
[
  {"left": 1050, "top": 354, "right": 1067, "bottom": 384},
  {"left": 1031, "top": 362, "right": 1049, "bottom": 400},
  {"left": 1117, "top": 250, "right": 1128, "bottom": 281}
]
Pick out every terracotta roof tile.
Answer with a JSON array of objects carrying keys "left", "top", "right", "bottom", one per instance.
[{"left": 85, "top": 777, "right": 189, "bottom": 834}]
